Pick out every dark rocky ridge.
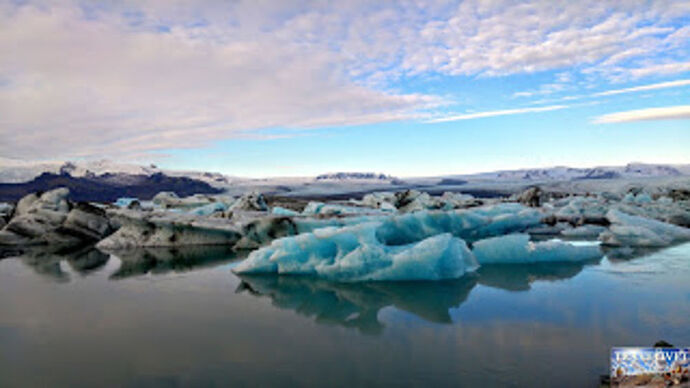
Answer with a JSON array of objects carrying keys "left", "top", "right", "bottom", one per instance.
[{"left": 0, "top": 172, "right": 222, "bottom": 203}]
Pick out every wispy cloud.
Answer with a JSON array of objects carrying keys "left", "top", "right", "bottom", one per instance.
[
  {"left": 428, "top": 105, "right": 568, "bottom": 123},
  {"left": 593, "top": 79, "right": 690, "bottom": 96},
  {"left": 593, "top": 105, "right": 690, "bottom": 123},
  {"left": 526, "top": 78, "right": 690, "bottom": 105},
  {"left": 627, "top": 62, "right": 690, "bottom": 79}
]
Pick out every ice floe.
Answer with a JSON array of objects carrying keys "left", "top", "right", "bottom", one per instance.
[
  {"left": 234, "top": 222, "right": 478, "bottom": 281},
  {"left": 599, "top": 209, "right": 690, "bottom": 247},
  {"left": 472, "top": 234, "right": 602, "bottom": 264}
]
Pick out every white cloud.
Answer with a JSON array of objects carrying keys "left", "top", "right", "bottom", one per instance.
[
  {"left": 0, "top": 1, "right": 688, "bottom": 160},
  {"left": 593, "top": 105, "right": 690, "bottom": 123},
  {"left": 593, "top": 79, "right": 690, "bottom": 96},
  {"left": 0, "top": 3, "right": 439, "bottom": 160},
  {"left": 627, "top": 62, "right": 690, "bottom": 79},
  {"left": 428, "top": 105, "right": 568, "bottom": 123}
]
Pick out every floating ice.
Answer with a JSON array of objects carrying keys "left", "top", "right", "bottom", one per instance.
[
  {"left": 114, "top": 197, "right": 138, "bottom": 208},
  {"left": 96, "top": 210, "right": 242, "bottom": 249},
  {"left": 229, "top": 191, "right": 267, "bottom": 212},
  {"left": 561, "top": 225, "right": 607, "bottom": 238},
  {"left": 599, "top": 209, "right": 690, "bottom": 247},
  {"left": 472, "top": 234, "right": 603, "bottom": 264},
  {"left": 271, "top": 207, "right": 300, "bottom": 216},
  {"left": 293, "top": 203, "right": 543, "bottom": 245},
  {"left": 302, "top": 201, "right": 383, "bottom": 216},
  {"left": 233, "top": 222, "right": 478, "bottom": 282},
  {"left": 355, "top": 192, "right": 398, "bottom": 211},
  {"left": 187, "top": 202, "right": 227, "bottom": 216},
  {"left": 0, "top": 188, "right": 111, "bottom": 246},
  {"left": 553, "top": 196, "right": 608, "bottom": 224},
  {"left": 374, "top": 203, "right": 543, "bottom": 246},
  {"left": 152, "top": 192, "right": 215, "bottom": 209},
  {"left": 234, "top": 203, "right": 546, "bottom": 281},
  {"left": 622, "top": 192, "right": 652, "bottom": 204}
]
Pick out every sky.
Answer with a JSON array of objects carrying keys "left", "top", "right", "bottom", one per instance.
[{"left": 0, "top": 0, "right": 689, "bottom": 177}]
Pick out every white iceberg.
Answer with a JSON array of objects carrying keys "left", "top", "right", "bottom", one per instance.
[
  {"left": 233, "top": 222, "right": 478, "bottom": 282},
  {"left": 302, "top": 201, "right": 385, "bottom": 216},
  {"left": 553, "top": 196, "right": 609, "bottom": 224},
  {"left": 561, "top": 225, "right": 607, "bottom": 238},
  {"left": 599, "top": 209, "right": 690, "bottom": 247},
  {"left": 472, "top": 234, "right": 603, "bottom": 264}
]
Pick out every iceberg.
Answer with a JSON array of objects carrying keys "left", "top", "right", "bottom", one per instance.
[
  {"left": 96, "top": 209, "right": 242, "bottom": 249},
  {"left": 114, "top": 197, "right": 139, "bottom": 208},
  {"left": 0, "top": 188, "right": 112, "bottom": 246},
  {"left": 302, "top": 201, "right": 385, "bottom": 216},
  {"left": 553, "top": 196, "right": 609, "bottom": 225},
  {"left": 375, "top": 203, "right": 542, "bottom": 245},
  {"left": 472, "top": 234, "right": 602, "bottom": 264},
  {"left": 599, "top": 209, "right": 690, "bottom": 247},
  {"left": 228, "top": 191, "right": 267, "bottom": 212},
  {"left": 355, "top": 192, "right": 398, "bottom": 211},
  {"left": 233, "top": 222, "right": 478, "bottom": 282},
  {"left": 152, "top": 192, "right": 215, "bottom": 209},
  {"left": 271, "top": 206, "right": 300, "bottom": 216},
  {"left": 233, "top": 203, "right": 549, "bottom": 281},
  {"left": 187, "top": 201, "right": 228, "bottom": 216},
  {"left": 292, "top": 203, "right": 542, "bottom": 245},
  {"left": 560, "top": 225, "right": 607, "bottom": 238}
]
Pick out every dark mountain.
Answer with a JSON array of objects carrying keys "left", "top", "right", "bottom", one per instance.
[{"left": 0, "top": 172, "right": 223, "bottom": 203}]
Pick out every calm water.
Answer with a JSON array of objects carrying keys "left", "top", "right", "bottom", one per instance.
[{"left": 0, "top": 243, "right": 689, "bottom": 387}]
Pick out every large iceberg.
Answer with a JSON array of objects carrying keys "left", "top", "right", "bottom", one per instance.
[
  {"left": 96, "top": 209, "right": 242, "bottom": 249},
  {"left": 472, "top": 234, "right": 603, "bottom": 264},
  {"left": 0, "top": 188, "right": 112, "bottom": 246},
  {"left": 233, "top": 222, "right": 478, "bottom": 282},
  {"left": 375, "top": 203, "right": 543, "bottom": 245},
  {"left": 233, "top": 203, "right": 551, "bottom": 281}
]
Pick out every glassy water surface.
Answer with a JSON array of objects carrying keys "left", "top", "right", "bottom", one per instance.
[{"left": 0, "top": 243, "right": 689, "bottom": 387}]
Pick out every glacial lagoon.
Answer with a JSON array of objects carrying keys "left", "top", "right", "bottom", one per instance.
[{"left": 0, "top": 243, "right": 689, "bottom": 387}]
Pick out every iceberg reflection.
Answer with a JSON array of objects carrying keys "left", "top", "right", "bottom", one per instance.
[
  {"left": 476, "top": 259, "right": 601, "bottom": 291},
  {"left": 236, "top": 274, "right": 478, "bottom": 334},
  {"left": 106, "top": 245, "right": 246, "bottom": 279},
  {"left": 4, "top": 246, "right": 110, "bottom": 281},
  {"left": 237, "top": 258, "right": 602, "bottom": 333}
]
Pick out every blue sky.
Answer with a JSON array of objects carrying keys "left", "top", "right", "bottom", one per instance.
[{"left": 1, "top": 1, "right": 689, "bottom": 177}]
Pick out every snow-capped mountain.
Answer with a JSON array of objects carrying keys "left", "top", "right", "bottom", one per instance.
[
  {"left": 0, "top": 159, "right": 687, "bottom": 188},
  {"left": 459, "top": 163, "right": 685, "bottom": 182},
  {"left": 0, "top": 159, "right": 233, "bottom": 186},
  {"left": 315, "top": 172, "right": 397, "bottom": 181}
]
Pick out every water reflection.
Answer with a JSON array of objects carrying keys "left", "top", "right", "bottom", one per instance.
[
  {"left": 236, "top": 275, "right": 477, "bottom": 334},
  {"left": 601, "top": 245, "right": 664, "bottom": 261},
  {"left": 0, "top": 246, "right": 110, "bottom": 282},
  {"left": 106, "top": 245, "right": 246, "bottom": 279},
  {"left": 476, "top": 259, "right": 601, "bottom": 291},
  {"left": 0, "top": 243, "right": 688, "bottom": 387},
  {"left": 237, "top": 259, "right": 603, "bottom": 333}
]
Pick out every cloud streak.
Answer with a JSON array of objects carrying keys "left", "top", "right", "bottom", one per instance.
[
  {"left": 428, "top": 105, "right": 568, "bottom": 123},
  {"left": 593, "top": 105, "right": 690, "bottom": 123},
  {"left": 593, "top": 79, "right": 690, "bottom": 96}
]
